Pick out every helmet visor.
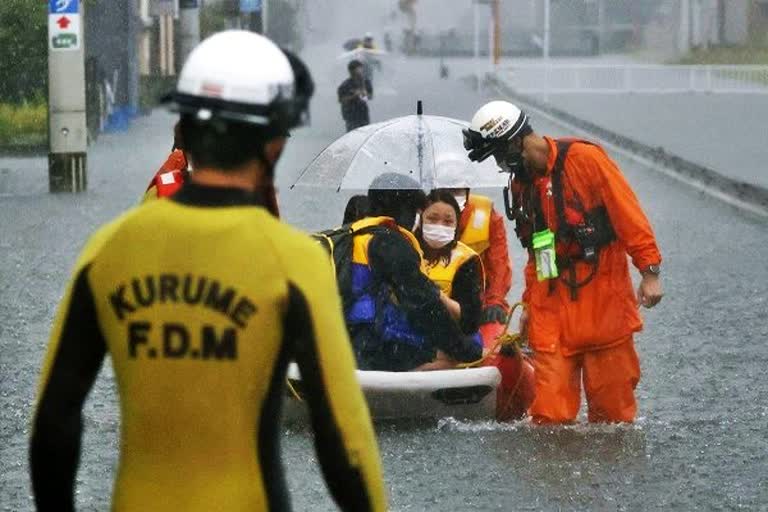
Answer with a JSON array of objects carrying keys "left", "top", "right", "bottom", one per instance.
[{"left": 463, "top": 128, "right": 504, "bottom": 163}]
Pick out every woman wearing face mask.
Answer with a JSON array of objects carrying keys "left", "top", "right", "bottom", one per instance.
[{"left": 414, "top": 190, "right": 484, "bottom": 337}]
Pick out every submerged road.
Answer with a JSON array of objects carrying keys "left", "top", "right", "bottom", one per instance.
[{"left": 1, "top": 46, "right": 767, "bottom": 510}]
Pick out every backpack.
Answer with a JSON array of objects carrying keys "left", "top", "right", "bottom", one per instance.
[{"left": 312, "top": 223, "right": 390, "bottom": 312}]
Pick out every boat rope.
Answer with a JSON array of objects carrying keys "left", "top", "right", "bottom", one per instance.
[{"left": 456, "top": 301, "right": 528, "bottom": 369}]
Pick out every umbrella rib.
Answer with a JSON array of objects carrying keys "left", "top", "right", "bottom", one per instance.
[
  {"left": 290, "top": 148, "right": 324, "bottom": 190},
  {"left": 424, "top": 117, "right": 436, "bottom": 191}
]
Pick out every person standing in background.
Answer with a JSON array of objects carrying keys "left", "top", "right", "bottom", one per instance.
[{"left": 338, "top": 60, "right": 373, "bottom": 132}]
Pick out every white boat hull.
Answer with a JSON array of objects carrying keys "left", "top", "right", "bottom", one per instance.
[{"left": 284, "top": 364, "right": 501, "bottom": 423}]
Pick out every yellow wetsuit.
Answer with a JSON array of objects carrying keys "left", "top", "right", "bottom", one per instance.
[{"left": 30, "top": 183, "right": 386, "bottom": 511}]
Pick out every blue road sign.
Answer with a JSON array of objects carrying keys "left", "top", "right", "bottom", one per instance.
[
  {"left": 50, "top": 0, "right": 79, "bottom": 14},
  {"left": 240, "top": 0, "right": 262, "bottom": 14}
]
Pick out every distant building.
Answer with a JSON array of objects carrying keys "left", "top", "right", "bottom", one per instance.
[{"left": 644, "top": 0, "right": 768, "bottom": 59}]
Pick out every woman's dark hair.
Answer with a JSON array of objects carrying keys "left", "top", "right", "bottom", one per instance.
[
  {"left": 343, "top": 195, "right": 370, "bottom": 224},
  {"left": 415, "top": 190, "right": 461, "bottom": 266}
]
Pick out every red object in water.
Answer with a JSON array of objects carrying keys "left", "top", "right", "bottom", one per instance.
[
  {"left": 479, "top": 322, "right": 535, "bottom": 421},
  {"left": 486, "top": 351, "right": 536, "bottom": 422}
]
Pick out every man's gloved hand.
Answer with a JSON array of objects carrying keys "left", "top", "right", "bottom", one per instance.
[{"left": 481, "top": 304, "right": 508, "bottom": 325}]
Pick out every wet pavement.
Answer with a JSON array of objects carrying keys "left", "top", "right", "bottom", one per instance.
[{"left": 1, "top": 48, "right": 768, "bottom": 511}]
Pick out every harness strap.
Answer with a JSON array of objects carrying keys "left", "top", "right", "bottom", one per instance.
[{"left": 551, "top": 140, "right": 599, "bottom": 301}]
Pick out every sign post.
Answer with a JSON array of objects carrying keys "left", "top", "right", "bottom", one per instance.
[
  {"left": 48, "top": 0, "right": 88, "bottom": 192},
  {"left": 240, "top": 0, "right": 265, "bottom": 34},
  {"left": 152, "top": 0, "right": 178, "bottom": 75},
  {"left": 179, "top": 0, "right": 200, "bottom": 66}
]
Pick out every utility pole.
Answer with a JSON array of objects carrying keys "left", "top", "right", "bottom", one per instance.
[
  {"left": 152, "top": 0, "right": 177, "bottom": 76},
  {"left": 473, "top": 1, "right": 480, "bottom": 62},
  {"left": 543, "top": 0, "right": 551, "bottom": 59},
  {"left": 473, "top": 0, "right": 480, "bottom": 89},
  {"left": 597, "top": 0, "right": 605, "bottom": 55},
  {"left": 263, "top": 0, "right": 269, "bottom": 36},
  {"left": 678, "top": 0, "right": 691, "bottom": 56},
  {"left": 492, "top": 0, "right": 501, "bottom": 66},
  {"left": 48, "top": 0, "right": 88, "bottom": 193},
  {"left": 178, "top": 0, "right": 201, "bottom": 66}
]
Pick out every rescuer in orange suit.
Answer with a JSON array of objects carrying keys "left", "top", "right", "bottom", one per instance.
[
  {"left": 458, "top": 193, "right": 512, "bottom": 343},
  {"left": 464, "top": 101, "right": 663, "bottom": 424},
  {"left": 143, "top": 121, "right": 189, "bottom": 202}
]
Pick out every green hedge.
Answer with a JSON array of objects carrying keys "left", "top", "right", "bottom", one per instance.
[
  {"left": 677, "top": 46, "right": 768, "bottom": 65},
  {"left": 0, "top": 0, "right": 47, "bottom": 103},
  {"left": 0, "top": 100, "right": 48, "bottom": 149}
]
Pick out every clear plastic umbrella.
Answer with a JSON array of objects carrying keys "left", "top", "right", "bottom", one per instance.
[
  {"left": 291, "top": 111, "right": 507, "bottom": 191},
  {"left": 337, "top": 47, "right": 388, "bottom": 60}
]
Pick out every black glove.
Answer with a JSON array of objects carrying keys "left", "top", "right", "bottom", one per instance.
[{"left": 481, "top": 305, "right": 508, "bottom": 325}]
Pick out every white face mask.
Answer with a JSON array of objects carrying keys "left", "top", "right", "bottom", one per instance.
[
  {"left": 422, "top": 223, "right": 456, "bottom": 249},
  {"left": 453, "top": 193, "right": 468, "bottom": 212}
]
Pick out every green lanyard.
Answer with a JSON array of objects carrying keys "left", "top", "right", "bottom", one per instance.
[{"left": 530, "top": 181, "right": 557, "bottom": 281}]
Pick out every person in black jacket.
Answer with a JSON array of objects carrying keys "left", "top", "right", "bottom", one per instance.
[
  {"left": 337, "top": 60, "right": 373, "bottom": 132},
  {"left": 342, "top": 173, "right": 483, "bottom": 371}
]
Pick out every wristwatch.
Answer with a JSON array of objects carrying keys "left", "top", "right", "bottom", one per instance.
[{"left": 641, "top": 264, "right": 661, "bottom": 277}]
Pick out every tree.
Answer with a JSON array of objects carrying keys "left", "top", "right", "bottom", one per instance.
[{"left": 0, "top": 0, "right": 47, "bottom": 103}]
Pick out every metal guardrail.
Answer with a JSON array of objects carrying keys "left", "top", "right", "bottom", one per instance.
[
  {"left": 497, "top": 64, "right": 768, "bottom": 94},
  {"left": 487, "top": 74, "right": 768, "bottom": 218}
]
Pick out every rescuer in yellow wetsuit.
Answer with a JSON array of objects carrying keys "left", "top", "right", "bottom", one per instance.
[{"left": 30, "top": 31, "right": 386, "bottom": 512}]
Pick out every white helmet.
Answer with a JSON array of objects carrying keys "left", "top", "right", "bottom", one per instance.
[
  {"left": 164, "top": 30, "right": 313, "bottom": 132},
  {"left": 463, "top": 101, "right": 529, "bottom": 162}
]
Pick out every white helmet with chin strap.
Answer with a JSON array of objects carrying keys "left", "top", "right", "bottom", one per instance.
[
  {"left": 463, "top": 101, "right": 529, "bottom": 163},
  {"left": 163, "top": 30, "right": 313, "bottom": 133}
]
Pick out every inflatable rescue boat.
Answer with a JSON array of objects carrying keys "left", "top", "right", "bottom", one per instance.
[{"left": 284, "top": 354, "right": 534, "bottom": 423}]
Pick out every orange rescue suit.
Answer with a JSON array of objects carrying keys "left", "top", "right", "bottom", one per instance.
[
  {"left": 521, "top": 137, "right": 661, "bottom": 423},
  {"left": 143, "top": 150, "right": 282, "bottom": 216},
  {"left": 459, "top": 195, "right": 512, "bottom": 311},
  {"left": 143, "top": 149, "right": 188, "bottom": 202}
]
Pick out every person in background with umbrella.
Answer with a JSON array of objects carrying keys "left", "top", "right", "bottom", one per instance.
[
  {"left": 342, "top": 173, "right": 483, "bottom": 372},
  {"left": 338, "top": 60, "right": 373, "bottom": 132}
]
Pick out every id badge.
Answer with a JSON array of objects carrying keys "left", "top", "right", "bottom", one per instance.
[{"left": 532, "top": 229, "right": 559, "bottom": 281}]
